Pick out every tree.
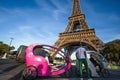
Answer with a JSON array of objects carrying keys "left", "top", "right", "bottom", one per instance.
[
  {"left": 0, "top": 41, "right": 15, "bottom": 56},
  {"left": 102, "top": 39, "right": 120, "bottom": 62}
]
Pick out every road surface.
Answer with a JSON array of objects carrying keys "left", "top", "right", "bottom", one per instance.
[{"left": 0, "top": 58, "right": 120, "bottom": 80}]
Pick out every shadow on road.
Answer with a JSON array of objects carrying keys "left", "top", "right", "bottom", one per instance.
[
  {"left": 2, "top": 64, "right": 20, "bottom": 73},
  {"left": 9, "top": 70, "right": 23, "bottom": 80}
]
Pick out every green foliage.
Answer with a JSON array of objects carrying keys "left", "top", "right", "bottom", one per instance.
[
  {"left": 0, "top": 41, "right": 15, "bottom": 56},
  {"left": 103, "top": 39, "right": 120, "bottom": 62}
]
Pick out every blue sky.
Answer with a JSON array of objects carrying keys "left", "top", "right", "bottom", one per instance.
[{"left": 0, "top": 0, "right": 120, "bottom": 50}]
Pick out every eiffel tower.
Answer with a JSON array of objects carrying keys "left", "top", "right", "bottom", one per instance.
[{"left": 52, "top": 0, "right": 103, "bottom": 56}]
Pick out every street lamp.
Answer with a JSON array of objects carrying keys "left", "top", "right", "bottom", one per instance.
[
  {"left": 10, "top": 37, "right": 14, "bottom": 46},
  {"left": 9, "top": 37, "right": 14, "bottom": 53}
]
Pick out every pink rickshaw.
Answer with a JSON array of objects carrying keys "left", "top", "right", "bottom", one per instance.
[{"left": 22, "top": 44, "right": 71, "bottom": 80}]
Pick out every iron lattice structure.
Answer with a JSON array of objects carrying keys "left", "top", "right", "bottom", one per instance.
[{"left": 53, "top": 0, "right": 104, "bottom": 56}]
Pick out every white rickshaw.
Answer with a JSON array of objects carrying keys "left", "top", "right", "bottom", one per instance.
[{"left": 76, "top": 51, "right": 109, "bottom": 77}]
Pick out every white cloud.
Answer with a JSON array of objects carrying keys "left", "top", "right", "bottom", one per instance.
[
  {"left": 50, "top": 0, "right": 71, "bottom": 20},
  {"left": 11, "top": 25, "right": 57, "bottom": 50},
  {"left": 0, "top": 6, "right": 61, "bottom": 50},
  {"left": 35, "top": 0, "right": 71, "bottom": 20},
  {"left": 1, "top": 0, "right": 120, "bottom": 50},
  {"left": 18, "top": 26, "right": 33, "bottom": 31}
]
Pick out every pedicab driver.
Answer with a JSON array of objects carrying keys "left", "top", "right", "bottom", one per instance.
[{"left": 76, "top": 43, "right": 92, "bottom": 80}]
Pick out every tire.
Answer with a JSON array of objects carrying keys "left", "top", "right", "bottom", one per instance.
[
  {"left": 22, "top": 65, "right": 38, "bottom": 80},
  {"left": 101, "top": 69, "right": 110, "bottom": 77}
]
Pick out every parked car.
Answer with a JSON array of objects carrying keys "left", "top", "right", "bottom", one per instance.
[{"left": 16, "top": 45, "right": 28, "bottom": 63}]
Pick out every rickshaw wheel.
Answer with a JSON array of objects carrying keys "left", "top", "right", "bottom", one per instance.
[
  {"left": 22, "top": 65, "right": 38, "bottom": 80},
  {"left": 101, "top": 68, "right": 110, "bottom": 77}
]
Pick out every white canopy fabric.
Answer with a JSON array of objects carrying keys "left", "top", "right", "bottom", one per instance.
[{"left": 76, "top": 58, "right": 99, "bottom": 77}]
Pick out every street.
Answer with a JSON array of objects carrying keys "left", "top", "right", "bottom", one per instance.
[{"left": 0, "top": 58, "right": 120, "bottom": 80}]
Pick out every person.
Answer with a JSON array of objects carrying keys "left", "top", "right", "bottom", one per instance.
[
  {"left": 75, "top": 43, "right": 92, "bottom": 80},
  {"left": 89, "top": 54, "right": 102, "bottom": 72}
]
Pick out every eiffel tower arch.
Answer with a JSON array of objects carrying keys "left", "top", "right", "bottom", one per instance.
[{"left": 52, "top": 0, "right": 104, "bottom": 57}]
